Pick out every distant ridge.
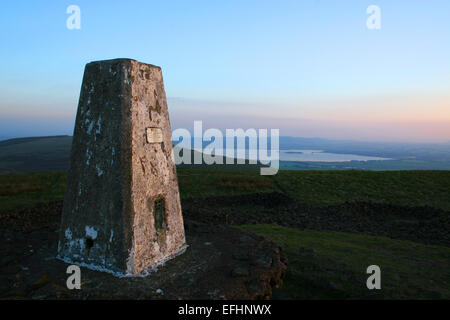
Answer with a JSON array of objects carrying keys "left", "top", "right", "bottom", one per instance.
[
  {"left": 0, "top": 135, "right": 70, "bottom": 147},
  {"left": 0, "top": 136, "right": 72, "bottom": 173},
  {"left": 1, "top": 135, "right": 449, "bottom": 173},
  {"left": 0, "top": 135, "right": 263, "bottom": 173}
]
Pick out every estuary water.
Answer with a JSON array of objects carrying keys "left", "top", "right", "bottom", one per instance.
[
  {"left": 183, "top": 146, "right": 391, "bottom": 162},
  {"left": 279, "top": 150, "right": 391, "bottom": 162}
]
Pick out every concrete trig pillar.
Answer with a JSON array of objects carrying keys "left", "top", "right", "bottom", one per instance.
[{"left": 57, "top": 59, "right": 186, "bottom": 276}]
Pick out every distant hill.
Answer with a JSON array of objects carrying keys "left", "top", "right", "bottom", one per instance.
[
  {"left": 1, "top": 135, "right": 449, "bottom": 173},
  {"left": 0, "top": 136, "right": 264, "bottom": 173},
  {"left": 279, "top": 136, "right": 450, "bottom": 162},
  {"left": 0, "top": 136, "right": 72, "bottom": 173},
  {"left": 184, "top": 135, "right": 450, "bottom": 162}
]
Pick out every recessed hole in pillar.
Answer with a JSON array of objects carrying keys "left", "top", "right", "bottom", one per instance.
[
  {"left": 154, "top": 198, "right": 167, "bottom": 232},
  {"left": 85, "top": 237, "right": 94, "bottom": 255}
]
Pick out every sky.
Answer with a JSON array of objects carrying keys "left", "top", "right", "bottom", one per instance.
[{"left": 0, "top": 0, "right": 449, "bottom": 142}]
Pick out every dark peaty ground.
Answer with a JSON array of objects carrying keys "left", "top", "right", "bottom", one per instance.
[
  {"left": 2, "top": 192, "right": 450, "bottom": 299},
  {"left": 182, "top": 192, "right": 450, "bottom": 247},
  {"left": 0, "top": 201, "right": 286, "bottom": 300}
]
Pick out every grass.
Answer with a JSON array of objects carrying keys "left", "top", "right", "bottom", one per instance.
[
  {"left": 0, "top": 172, "right": 67, "bottom": 212},
  {"left": 239, "top": 224, "right": 450, "bottom": 299},
  {"left": 1, "top": 168, "right": 449, "bottom": 299},
  {"left": 1, "top": 168, "right": 450, "bottom": 212},
  {"left": 271, "top": 170, "right": 450, "bottom": 210},
  {"left": 178, "top": 168, "right": 277, "bottom": 198}
]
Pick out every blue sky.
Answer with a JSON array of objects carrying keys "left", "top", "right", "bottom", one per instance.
[{"left": 0, "top": 0, "right": 449, "bottom": 142}]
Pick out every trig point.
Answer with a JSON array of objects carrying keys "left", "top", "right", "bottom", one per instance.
[{"left": 58, "top": 59, "right": 186, "bottom": 276}]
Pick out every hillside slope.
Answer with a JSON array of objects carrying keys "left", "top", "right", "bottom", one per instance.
[{"left": 0, "top": 136, "right": 72, "bottom": 173}]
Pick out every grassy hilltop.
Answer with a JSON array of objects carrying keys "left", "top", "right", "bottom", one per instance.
[
  {"left": 1, "top": 168, "right": 450, "bottom": 299},
  {"left": 2, "top": 168, "right": 449, "bottom": 212}
]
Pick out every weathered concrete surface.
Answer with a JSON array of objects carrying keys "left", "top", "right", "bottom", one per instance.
[{"left": 58, "top": 59, "right": 186, "bottom": 275}]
